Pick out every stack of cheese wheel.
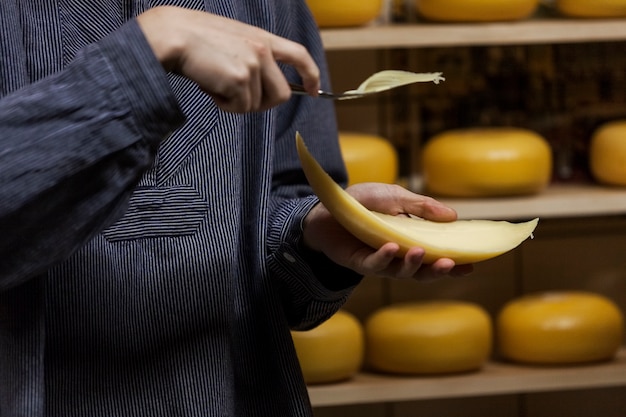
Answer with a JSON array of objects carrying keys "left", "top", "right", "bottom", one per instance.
[
  {"left": 305, "top": 0, "right": 383, "bottom": 27},
  {"left": 365, "top": 301, "right": 492, "bottom": 374},
  {"left": 291, "top": 310, "right": 364, "bottom": 384},
  {"left": 555, "top": 0, "right": 626, "bottom": 17},
  {"left": 415, "top": 0, "right": 539, "bottom": 21},
  {"left": 497, "top": 291, "right": 624, "bottom": 365},
  {"left": 589, "top": 120, "right": 626, "bottom": 186},
  {"left": 339, "top": 132, "right": 399, "bottom": 186},
  {"left": 422, "top": 127, "right": 552, "bottom": 197}
]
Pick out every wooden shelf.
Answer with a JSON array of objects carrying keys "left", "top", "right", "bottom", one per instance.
[
  {"left": 432, "top": 184, "right": 626, "bottom": 221},
  {"left": 309, "top": 348, "right": 626, "bottom": 407},
  {"left": 320, "top": 18, "right": 626, "bottom": 50}
]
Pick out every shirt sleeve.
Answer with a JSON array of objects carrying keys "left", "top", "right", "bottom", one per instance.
[
  {"left": 0, "top": 20, "right": 185, "bottom": 290},
  {"left": 266, "top": 1, "right": 363, "bottom": 330}
]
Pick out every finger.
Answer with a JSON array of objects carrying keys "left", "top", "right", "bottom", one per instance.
[
  {"left": 393, "top": 247, "right": 426, "bottom": 279},
  {"left": 209, "top": 81, "right": 253, "bottom": 113},
  {"left": 404, "top": 258, "right": 455, "bottom": 282},
  {"left": 355, "top": 242, "right": 399, "bottom": 273},
  {"left": 257, "top": 53, "right": 292, "bottom": 110},
  {"left": 416, "top": 199, "right": 458, "bottom": 222},
  {"left": 268, "top": 35, "right": 320, "bottom": 95}
]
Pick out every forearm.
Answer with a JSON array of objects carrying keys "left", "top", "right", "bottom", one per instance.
[{"left": 0, "top": 20, "right": 184, "bottom": 289}]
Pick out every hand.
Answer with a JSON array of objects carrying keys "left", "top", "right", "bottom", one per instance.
[
  {"left": 302, "top": 183, "right": 474, "bottom": 281},
  {"left": 137, "top": 6, "right": 320, "bottom": 113}
]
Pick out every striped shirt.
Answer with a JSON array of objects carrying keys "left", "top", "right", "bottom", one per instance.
[{"left": 0, "top": 1, "right": 361, "bottom": 416}]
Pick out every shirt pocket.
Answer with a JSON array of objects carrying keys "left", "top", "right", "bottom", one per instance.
[{"left": 102, "top": 185, "right": 208, "bottom": 241}]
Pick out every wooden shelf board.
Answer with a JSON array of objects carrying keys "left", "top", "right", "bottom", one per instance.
[
  {"left": 321, "top": 18, "right": 626, "bottom": 50},
  {"left": 309, "top": 348, "right": 626, "bottom": 407},
  {"left": 432, "top": 184, "right": 626, "bottom": 220}
]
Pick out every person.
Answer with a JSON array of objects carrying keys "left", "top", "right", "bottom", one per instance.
[{"left": 0, "top": 2, "right": 471, "bottom": 416}]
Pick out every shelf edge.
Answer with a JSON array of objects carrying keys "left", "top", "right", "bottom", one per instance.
[
  {"left": 309, "top": 348, "right": 626, "bottom": 407},
  {"left": 321, "top": 19, "right": 626, "bottom": 50}
]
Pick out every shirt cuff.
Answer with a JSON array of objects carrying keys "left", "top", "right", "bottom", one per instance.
[
  {"left": 268, "top": 196, "right": 362, "bottom": 298},
  {"left": 96, "top": 19, "right": 184, "bottom": 143}
]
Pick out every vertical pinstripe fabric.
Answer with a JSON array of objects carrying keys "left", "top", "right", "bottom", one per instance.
[{"left": 1, "top": 1, "right": 361, "bottom": 417}]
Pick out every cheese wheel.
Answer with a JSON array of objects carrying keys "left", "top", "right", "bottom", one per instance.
[
  {"left": 291, "top": 310, "right": 364, "bottom": 384},
  {"left": 416, "top": 0, "right": 539, "bottom": 21},
  {"left": 589, "top": 120, "right": 626, "bottom": 186},
  {"left": 555, "top": 0, "right": 626, "bottom": 17},
  {"left": 422, "top": 127, "right": 552, "bottom": 197},
  {"left": 339, "top": 132, "right": 399, "bottom": 186},
  {"left": 365, "top": 301, "right": 492, "bottom": 374},
  {"left": 306, "top": 0, "right": 383, "bottom": 27},
  {"left": 497, "top": 291, "right": 624, "bottom": 365}
]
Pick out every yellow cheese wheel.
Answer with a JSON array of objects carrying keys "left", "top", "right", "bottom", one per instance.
[
  {"left": 497, "top": 291, "right": 624, "bottom": 365},
  {"left": 589, "top": 120, "right": 626, "bottom": 186},
  {"left": 339, "top": 132, "right": 399, "bottom": 186},
  {"left": 365, "top": 301, "right": 492, "bottom": 374},
  {"left": 422, "top": 127, "right": 552, "bottom": 197},
  {"left": 555, "top": 0, "right": 626, "bottom": 17},
  {"left": 416, "top": 0, "right": 539, "bottom": 21},
  {"left": 291, "top": 310, "right": 364, "bottom": 384},
  {"left": 306, "top": 0, "right": 383, "bottom": 27}
]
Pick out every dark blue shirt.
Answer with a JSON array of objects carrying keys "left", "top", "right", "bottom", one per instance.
[{"left": 0, "top": 1, "right": 361, "bottom": 416}]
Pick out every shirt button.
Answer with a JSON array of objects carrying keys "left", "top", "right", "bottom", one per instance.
[{"left": 283, "top": 252, "right": 296, "bottom": 263}]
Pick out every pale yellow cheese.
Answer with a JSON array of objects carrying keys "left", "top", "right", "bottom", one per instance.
[
  {"left": 590, "top": 120, "right": 626, "bottom": 186},
  {"left": 497, "top": 291, "right": 624, "bottom": 364},
  {"left": 291, "top": 310, "right": 364, "bottom": 384},
  {"left": 555, "top": 0, "right": 626, "bottom": 17},
  {"left": 365, "top": 301, "right": 492, "bottom": 374},
  {"left": 416, "top": 0, "right": 539, "bottom": 21},
  {"left": 339, "top": 132, "right": 398, "bottom": 185},
  {"left": 422, "top": 127, "right": 552, "bottom": 198},
  {"left": 305, "top": 0, "right": 382, "bottom": 27},
  {"left": 296, "top": 132, "right": 538, "bottom": 264}
]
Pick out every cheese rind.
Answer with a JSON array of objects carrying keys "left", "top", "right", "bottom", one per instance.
[
  {"left": 339, "top": 132, "right": 398, "bottom": 185},
  {"left": 305, "top": 0, "right": 382, "bottom": 27},
  {"left": 422, "top": 127, "right": 552, "bottom": 198},
  {"left": 590, "top": 120, "right": 626, "bottom": 186},
  {"left": 555, "top": 0, "right": 626, "bottom": 17},
  {"left": 497, "top": 291, "right": 624, "bottom": 364},
  {"left": 416, "top": 0, "right": 539, "bottom": 21},
  {"left": 291, "top": 310, "right": 364, "bottom": 384},
  {"left": 365, "top": 301, "right": 492, "bottom": 374}
]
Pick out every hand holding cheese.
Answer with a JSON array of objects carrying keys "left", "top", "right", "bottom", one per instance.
[{"left": 298, "top": 132, "right": 537, "bottom": 274}]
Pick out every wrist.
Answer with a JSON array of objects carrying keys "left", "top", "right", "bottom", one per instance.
[{"left": 136, "top": 6, "right": 185, "bottom": 73}]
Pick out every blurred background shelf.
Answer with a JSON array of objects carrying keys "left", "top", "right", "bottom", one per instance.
[
  {"left": 315, "top": 9, "right": 626, "bottom": 416},
  {"left": 320, "top": 18, "right": 626, "bottom": 50},
  {"left": 309, "top": 348, "right": 626, "bottom": 407},
  {"left": 433, "top": 183, "right": 626, "bottom": 220}
]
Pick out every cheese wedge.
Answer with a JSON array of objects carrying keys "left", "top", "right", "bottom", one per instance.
[{"left": 296, "top": 132, "right": 538, "bottom": 264}]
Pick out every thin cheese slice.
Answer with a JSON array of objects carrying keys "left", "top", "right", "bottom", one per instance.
[{"left": 344, "top": 70, "right": 445, "bottom": 95}]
